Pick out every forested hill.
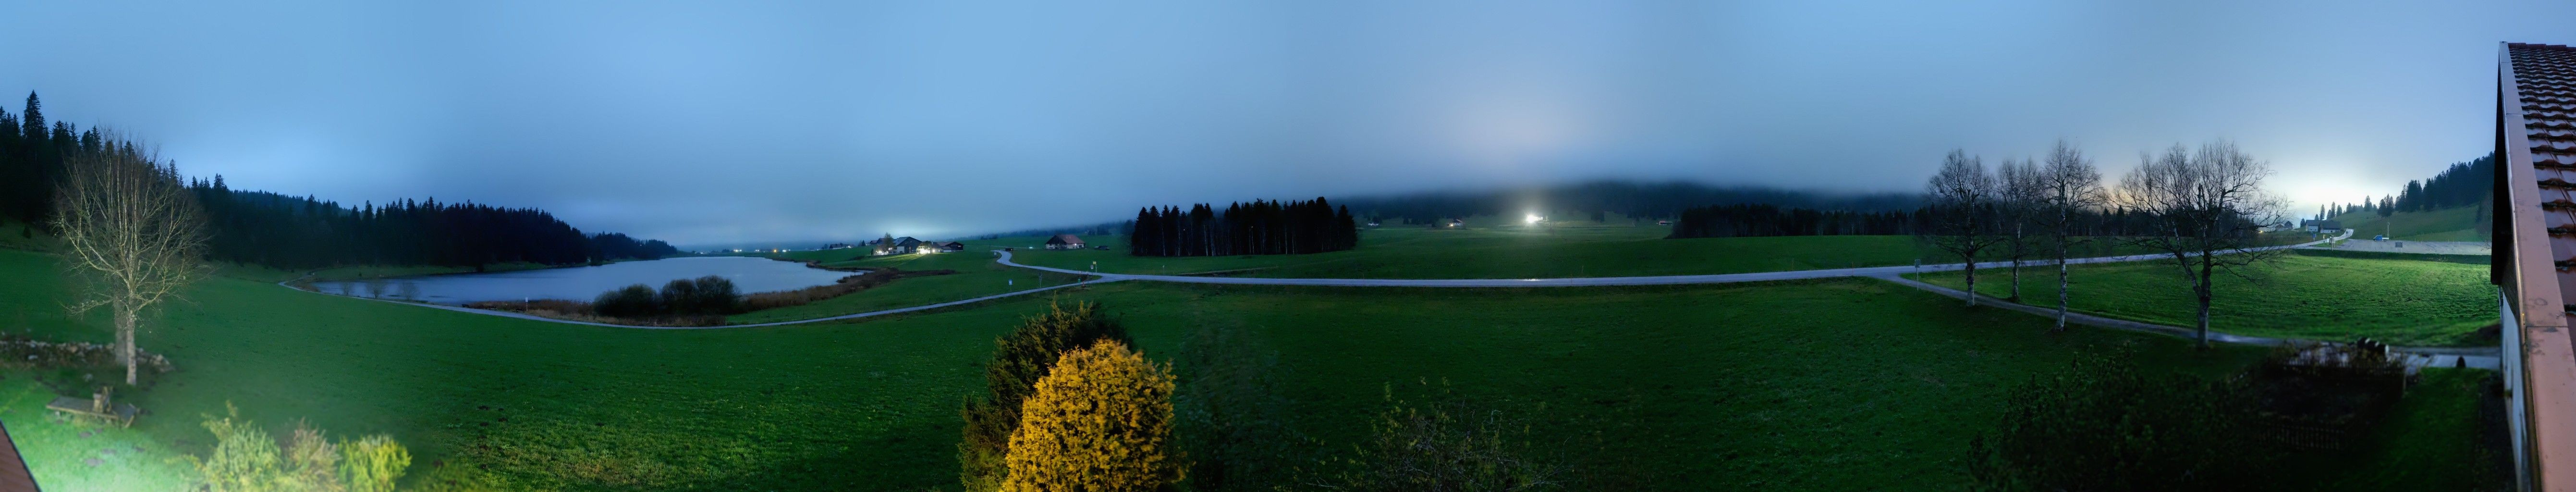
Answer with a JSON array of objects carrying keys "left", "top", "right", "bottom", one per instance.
[
  {"left": 1334, "top": 181, "right": 1921, "bottom": 225},
  {"left": 2320, "top": 154, "right": 2492, "bottom": 220},
  {"left": 0, "top": 92, "right": 676, "bottom": 270}
]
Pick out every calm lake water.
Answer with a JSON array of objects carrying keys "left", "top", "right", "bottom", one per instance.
[{"left": 309, "top": 257, "right": 853, "bottom": 305}]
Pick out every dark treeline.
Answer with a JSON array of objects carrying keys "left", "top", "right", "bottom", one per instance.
[
  {"left": 977, "top": 220, "right": 1126, "bottom": 241},
  {"left": 1129, "top": 198, "right": 1358, "bottom": 257},
  {"left": 190, "top": 178, "right": 678, "bottom": 270},
  {"left": 2325, "top": 154, "right": 2493, "bottom": 219},
  {"left": 1669, "top": 203, "right": 2181, "bottom": 239},
  {"left": 0, "top": 93, "right": 75, "bottom": 225},
  {"left": 1335, "top": 181, "right": 1922, "bottom": 225},
  {"left": 1, "top": 92, "right": 675, "bottom": 269},
  {"left": 1666, "top": 205, "right": 1917, "bottom": 238}
]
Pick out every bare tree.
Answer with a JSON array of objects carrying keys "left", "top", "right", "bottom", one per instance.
[
  {"left": 2035, "top": 139, "right": 2104, "bottom": 332},
  {"left": 1995, "top": 157, "right": 2047, "bottom": 301},
  {"left": 2109, "top": 140, "right": 2285, "bottom": 347},
  {"left": 1922, "top": 149, "right": 2005, "bottom": 307},
  {"left": 51, "top": 139, "right": 210, "bottom": 384}
]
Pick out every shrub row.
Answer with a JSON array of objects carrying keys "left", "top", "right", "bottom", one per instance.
[{"left": 593, "top": 275, "right": 743, "bottom": 318}]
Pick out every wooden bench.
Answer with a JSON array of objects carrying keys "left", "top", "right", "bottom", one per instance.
[{"left": 44, "top": 388, "right": 136, "bottom": 428}]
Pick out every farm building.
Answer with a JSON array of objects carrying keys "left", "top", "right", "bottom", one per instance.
[
  {"left": 876, "top": 236, "right": 923, "bottom": 255},
  {"left": 933, "top": 241, "right": 965, "bottom": 253},
  {"left": 1044, "top": 234, "right": 1086, "bottom": 250}
]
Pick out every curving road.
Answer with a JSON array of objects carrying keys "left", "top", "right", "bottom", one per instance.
[
  {"left": 282, "top": 230, "right": 2346, "bottom": 329},
  {"left": 993, "top": 230, "right": 2352, "bottom": 287}
]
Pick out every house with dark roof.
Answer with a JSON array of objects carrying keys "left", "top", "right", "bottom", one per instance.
[
  {"left": 2491, "top": 41, "right": 2576, "bottom": 488},
  {"left": 2299, "top": 219, "right": 2343, "bottom": 233},
  {"left": 1044, "top": 234, "right": 1085, "bottom": 250},
  {"left": 934, "top": 241, "right": 965, "bottom": 253},
  {"left": 872, "top": 236, "right": 923, "bottom": 255}
]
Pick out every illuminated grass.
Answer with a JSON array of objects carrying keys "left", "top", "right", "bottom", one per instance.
[
  {"left": 0, "top": 378, "right": 192, "bottom": 492},
  {"left": 1914, "top": 251, "right": 2498, "bottom": 346}
]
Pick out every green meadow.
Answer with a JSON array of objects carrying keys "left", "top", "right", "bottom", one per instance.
[
  {"left": 726, "top": 249, "right": 1090, "bottom": 324},
  {"left": 989, "top": 224, "right": 1953, "bottom": 279},
  {"left": 1, "top": 246, "right": 2478, "bottom": 490},
  {"left": 1916, "top": 251, "right": 2498, "bottom": 346},
  {"left": 2334, "top": 206, "right": 2487, "bottom": 242}
]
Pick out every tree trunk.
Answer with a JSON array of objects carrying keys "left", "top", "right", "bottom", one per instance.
[
  {"left": 2009, "top": 224, "right": 2024, "bottom": 301},
  {"left": 2194, "top": 258, "right": 2216, "bottom": 349},
  {"left": 2009, "top": 257, "right": 2022, "bottom": 302},
  {"left": 1962, "top": 253, "right": 1979, "bottom": 307},
  {"left": 2055, "top": 249, "right": 2071, "bottom": 332},
  {"left": 114, "top": 305, "right": 137, "bottom": 385}
]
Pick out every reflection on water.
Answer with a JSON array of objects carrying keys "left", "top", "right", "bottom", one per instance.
[{"left": 308, "top": 257, "right": 851, "bottom": 305}]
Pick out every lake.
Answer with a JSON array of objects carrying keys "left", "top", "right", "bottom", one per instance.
[{"left": 308, "top": 256, "right": 855, "bottom": 305}]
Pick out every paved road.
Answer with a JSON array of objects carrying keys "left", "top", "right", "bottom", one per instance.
[
  {"left": 2308, "top": 239, "right": 2491, "bottom": 256},
  {"left": 279, "top": 230, "right": 2344, "bottom": 329},
  {"left": 993, "top": 230, "right": 2352, "bottom": 288}
]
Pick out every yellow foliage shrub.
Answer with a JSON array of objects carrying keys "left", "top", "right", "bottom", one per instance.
[{"left": 1001, "top": 340, "right": 1180, "bottom": 492}]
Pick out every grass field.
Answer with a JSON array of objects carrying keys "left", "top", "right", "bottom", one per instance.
[
  {"left": 2321, "top": 368, "right": 2513, "bottom": 490},
  {"left": 985, "top": 223, "right": 2324, "bottom": 280},
  {"left": 1916, "top": 251, "right": 2498, "bottom": 346},
  {"left": 0, "top": 246, "right": 2367, "bottom": 490},
  {"left": 2334, "top": 206, "right": 2487, "bottom": 242},
  {"left": 999, "top": 226, "right": 2011, "bottom": 279},
  {"left": 726, "top": 249, "right": 1089, "bottom": 324}
]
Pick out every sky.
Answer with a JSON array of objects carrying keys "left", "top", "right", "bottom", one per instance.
[{"left": 0, "top": 0, "right": 2565, "bottom": 247}]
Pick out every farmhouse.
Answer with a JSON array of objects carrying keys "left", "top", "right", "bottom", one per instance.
[
  {"left": 1044, "top": 234, "right": 1086, "bottom": 250},
  {"left": 933, "top": 241, "right": 964, "bottom": 253},
  {"left": 2300, "top": 219, "right": 2343, "bottom": 233},
  {"left": 874, "top": 236, "right": 924, "bottom": 255}
]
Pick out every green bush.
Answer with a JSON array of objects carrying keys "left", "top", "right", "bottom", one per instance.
[
  {"left": 1306, "top": 380, "right": 1565, "bottom": 492},
  {"left": 1175, "top": 322, "right": 1301, "bottom": 491},
  {"left": 340, "top": 434, "right": 410, "bottom": 492},
  {"left": 182, "top": 403, "right": 412, "bottom": 492},
  {"left": 958, "top": 301, "right": 1131, "bottom": 492},
  {"left": 185, "top": 404, "right": 284, "bottom": 492},
  {"left": 592, "top": 283, "right": 660, "bottom": 318},
  {"left": 1966, "top": 347, "right": 2279, "bottom": 491},
  {"left": 659, "top": 275, "right": 740, "bottom": 315}
]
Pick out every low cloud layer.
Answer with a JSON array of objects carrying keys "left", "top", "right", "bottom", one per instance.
[{"left": 2, "top": 0, "right": 2560, "bottom": 247}]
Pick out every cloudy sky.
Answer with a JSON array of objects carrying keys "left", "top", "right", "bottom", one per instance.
[{"left": 0, "top": 0, "right": 2563, "bottom": 247}]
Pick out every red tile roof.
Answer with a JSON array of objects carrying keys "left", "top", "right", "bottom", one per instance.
[{"left": 2497, "top": 41, "right": 2576, "bottom": 490}]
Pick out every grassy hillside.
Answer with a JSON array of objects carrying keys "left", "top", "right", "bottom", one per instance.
[
  {"left": 1917, "top": 251, "right": 2498, "bottom": 346},
  {"left": 727, "top": 249, "right": 1088, "bottom": 324},
  {"left": 0, "top": 247, "right": 2320, "bottom": 490},
  {"left": 2334, "top": 206, "right": 2487, "bottom": 242}
]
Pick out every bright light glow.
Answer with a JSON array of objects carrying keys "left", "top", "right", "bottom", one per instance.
[{"left": 1525, "top": 214, "right": 1543, "bottom": 224}]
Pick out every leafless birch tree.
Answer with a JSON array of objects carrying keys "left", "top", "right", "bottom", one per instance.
[
  {"left": 2035, "top": 139, "right": 2104, "bottom": 332},
  {"left": 2110, "top": 140, "right": 2285, "bottom": 347},
  {"left": 1923, "top": 149, "right": 2004, "bottom": 307},
  {"left": 51, "top": 139, "right": 209, "bottom": 384},
  {"left": 1996, "top": 157, "right": 2046, "bottom": 301}
]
